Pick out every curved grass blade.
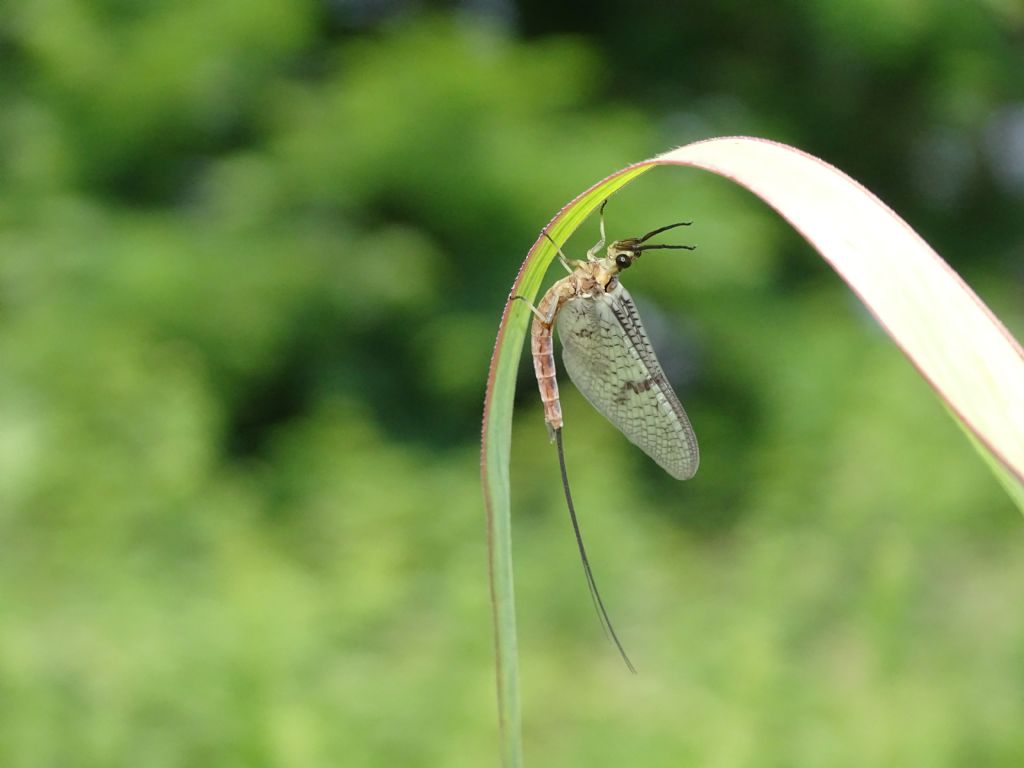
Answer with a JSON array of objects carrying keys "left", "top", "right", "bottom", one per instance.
[{"left": 481, "top": 135, "right": 1024, "bottom": 767}]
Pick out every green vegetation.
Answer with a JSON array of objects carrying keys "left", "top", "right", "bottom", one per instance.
[{"left": 1, "top": 3, "right": 1022, "bottom": 766}]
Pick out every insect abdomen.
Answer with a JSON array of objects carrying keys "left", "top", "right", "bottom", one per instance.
[
  {"left": 529, "top": 284, "right": 570, "bottom": 438},
  {"left": 532, "top": 317, "right": 562, "bottom": 436}
]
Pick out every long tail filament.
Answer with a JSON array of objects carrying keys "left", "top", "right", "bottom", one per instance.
[{"left": 554, "top": 428, "right": 637, "bottom": 673}]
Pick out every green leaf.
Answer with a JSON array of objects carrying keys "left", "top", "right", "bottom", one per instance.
[{"left": 481, "top": 136, "right": 1024, "bottom": 766}]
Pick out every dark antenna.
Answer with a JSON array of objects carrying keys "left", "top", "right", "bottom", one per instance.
[
  {"left": 639, "top": 220, "right": 692, "bottom": 242},
  {"left": 637, "top": 220, "right": 695, "bottom": 253},
  {"left": 554, "top": 427, "right": 637, "bottom": 673},
  {"left": 636, "top": 243, "right": 696, "bottom": 252}
]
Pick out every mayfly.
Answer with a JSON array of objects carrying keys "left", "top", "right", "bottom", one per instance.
[{"left": 515, "top": 201, "right": 700, "bottom": 672}]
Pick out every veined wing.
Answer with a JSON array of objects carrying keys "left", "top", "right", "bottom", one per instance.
[{"left": 556, "top": 283, "right": 699, "bottom": 480}]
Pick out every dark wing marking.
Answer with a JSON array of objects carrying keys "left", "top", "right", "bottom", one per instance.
[{"left": 556, "top": 283, "right": 699, "bottom": 480}]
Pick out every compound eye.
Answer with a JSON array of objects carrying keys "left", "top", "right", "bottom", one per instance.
[{"left": 615, "top": 253, "right": 631, "bottom": 269}]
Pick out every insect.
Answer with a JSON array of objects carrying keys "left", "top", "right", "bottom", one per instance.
[{"left": 515, "top": 201, "right": 700, "bottom": 672}]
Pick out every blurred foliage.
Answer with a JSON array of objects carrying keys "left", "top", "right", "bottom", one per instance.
[{"left": 0, "top": 0, "right": 1023, "bottom": 766}]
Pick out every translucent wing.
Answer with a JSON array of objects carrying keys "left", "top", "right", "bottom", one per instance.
[{"left": 556, "top": 283, "right": 699, "bottom": 480}]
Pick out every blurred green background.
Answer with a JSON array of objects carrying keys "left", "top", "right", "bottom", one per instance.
[{"left": 2, "top": 1, "right": 1023, "bottom": 765}]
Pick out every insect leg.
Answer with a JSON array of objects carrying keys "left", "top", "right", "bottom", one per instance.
[
  {"left": 509, "top": 294, "right": 549, "bottom": 324},
  {"left": 586, "top": 199, "right": 609, "bottom": 260},
  {"left": 540, "top": 231, "right": 575, "bottom": 274}
]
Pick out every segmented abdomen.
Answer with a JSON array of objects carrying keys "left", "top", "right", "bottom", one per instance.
[{"left": 531, "top": 288, "right": 565, "bottom": 435}]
